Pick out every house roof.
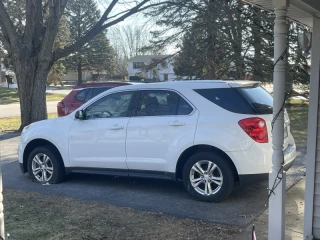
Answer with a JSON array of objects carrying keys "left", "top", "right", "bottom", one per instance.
[
  {"left": 244, "top": 0, "right": 320, "bottom": 27},
  {"left": 128, "top": 55, "right": 169, "bottom": 62}
]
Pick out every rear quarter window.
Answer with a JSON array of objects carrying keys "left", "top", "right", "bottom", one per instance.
[
  {"left": 194, "top": 88, "right": 255, "bottom": 114},
  {"left": 75, "top": 89, "right": 89, "bottom": 102},
  {"left": 238, "top": 87, "right": 273, "bottom": 114}
]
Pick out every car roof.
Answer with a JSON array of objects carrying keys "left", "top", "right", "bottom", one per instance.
[
  {"left": 74, "top": 81, "right": 134, "bottom": 89},
  {"left": 107, "top": 80, "right": 261, "bottom": 91}
]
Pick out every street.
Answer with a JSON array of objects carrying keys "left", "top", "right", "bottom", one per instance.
[
  {"left": 0, "top": 101, "right": 59, "bottom": 118},
  {"left": 0, "top": 132, "right": 306, "bottom": 227}
]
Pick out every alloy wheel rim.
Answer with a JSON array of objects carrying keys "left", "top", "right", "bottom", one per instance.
[
  {"left": 32, "top": 153, "right": 53, "bottom": 182},
  {"left": 189, "top": 160, "right": 223, "bottom": 196}
]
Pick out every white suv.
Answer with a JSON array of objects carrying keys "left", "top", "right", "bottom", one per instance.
[{"left": 18, "top": 80, "right": 296, "bottom": 202}]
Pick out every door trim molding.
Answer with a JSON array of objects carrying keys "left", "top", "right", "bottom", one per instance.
[{"left": 66, "top": 167, "right": 176, "bottom": 180}]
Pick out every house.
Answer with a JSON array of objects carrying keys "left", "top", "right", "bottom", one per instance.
[
  {"left": 61, "top": 70, "right": 119, "bottom": 84},
  {"left": 127, "top": 55, "right": 177, "bottom": 81},
  {"left": 244, "top": 0, "right": 320, "bottom": 239}
]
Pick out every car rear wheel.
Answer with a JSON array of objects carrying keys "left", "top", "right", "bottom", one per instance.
[
  {"left": 27, "top": 145, "right": 65, "bottom": 184},
  {"left": 182, "top": 152, "right": 235, "bottom": 202}
]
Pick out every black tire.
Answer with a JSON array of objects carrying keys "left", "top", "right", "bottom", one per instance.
[
  {"left": 182, "top": 152, "right": 235, "bottom": 202},
  {"left": 27, "top": 145, "right": 66, "bottom": 184}
]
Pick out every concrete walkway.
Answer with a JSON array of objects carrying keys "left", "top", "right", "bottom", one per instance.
[
  {"left": 236, "top": 178, "right": 305, "bottom": 239},
  {"left": 0, "top": 101, "right": 59, "bottom": 118}
]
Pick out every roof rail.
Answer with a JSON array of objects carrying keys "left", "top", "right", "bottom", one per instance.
[{"left": 77, "top": 81, "right": 130, "bottom": 86}]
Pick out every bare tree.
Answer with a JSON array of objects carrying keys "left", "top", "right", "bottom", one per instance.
[
  {"left": 109, "top": 24, "right": 153, "bottom": 76},
  {"left": 0, "top": 0, "right": 163, "bottom": 129}
]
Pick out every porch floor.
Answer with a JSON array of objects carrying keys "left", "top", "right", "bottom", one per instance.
[{"left": 236, "top": 177, "right": 305, "bottom": 239}]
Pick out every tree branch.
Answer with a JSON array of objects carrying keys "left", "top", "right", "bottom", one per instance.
[
  {"left": 0, "top": 0, "right": 19, "bottom": 47},
  {"left": 97, "top": 0, "right": 119, "bottom": 26},
  {"left": 40, "top": 0, "right": 68, "bottom": 63},
  {"left": 53, "top": 0, "right": 155, "bottom": 61}
]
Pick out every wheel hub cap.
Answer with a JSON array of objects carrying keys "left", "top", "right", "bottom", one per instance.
[
  {"left": 32, "top": 153, "right": 53, "bottom": 182},
  {"left": 189, "top": 160, "right": 223, "bottom": 196},
  {"left": 203, "top": 174, "right": 210, "bottom": 181}
]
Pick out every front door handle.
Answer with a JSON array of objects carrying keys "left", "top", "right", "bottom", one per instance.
[
  {"left": 110, "top": 125, "right": 124, "bottom": 130},
  {"left": 169, "top": 121, "right": 185, "bottom": 126}
]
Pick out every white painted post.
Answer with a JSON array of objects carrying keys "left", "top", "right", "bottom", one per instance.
[
  {"left": 0, "top": 166, "right": 4, "bottom": 240},
  {"left": 268, "top": 1, "right": 289, "bottom": 240}
]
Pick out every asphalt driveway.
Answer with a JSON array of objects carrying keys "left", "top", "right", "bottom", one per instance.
[{"left": 0, "top": 132, "right": 306, "bottom": 228}]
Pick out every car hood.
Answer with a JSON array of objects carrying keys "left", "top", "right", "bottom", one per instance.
[{"left": 20, "top": 116, "right": 73, "bottom": 144}]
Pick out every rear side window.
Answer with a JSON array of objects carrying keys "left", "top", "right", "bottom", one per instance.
[
  {"left": 135, "top": 90, "right": 193, "bottom": 116},
  {"left": 194, "top": 88, "right": 255, "bottom": 114},
  {"left": 75, "top": 89, "right": 89, "bottom": 102}
]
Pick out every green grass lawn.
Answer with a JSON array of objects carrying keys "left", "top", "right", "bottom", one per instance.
[
  {"left": 0, "top": 88, "right": 66, "bottom": 105},
  {"left": 287, "top": 105, "right": 308, "bottom": 148},
  {"left": 0, "top": 113, "right": 57, "bottom": 132}
]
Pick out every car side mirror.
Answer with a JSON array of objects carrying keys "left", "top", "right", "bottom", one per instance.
[{"left": 75, "top": 110, "right": 85, "bottom": 120}]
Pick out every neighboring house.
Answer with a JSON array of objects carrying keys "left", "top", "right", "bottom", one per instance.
[
  {"left": 62, "top": 71, "right": 94, "bottom": 83},
  {"left": 128, "top": 55, "right": 177, "bottom": 81},
  {"left": 62, "top": 70, "right": 117, "bottom": 83}
]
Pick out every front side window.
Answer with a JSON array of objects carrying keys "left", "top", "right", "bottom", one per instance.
[
  {"left": 85, "top": 91, "right": 133, "bottom": 119},
  {"left": 135, "top": 90, "right": 193, "bottom": 116}
]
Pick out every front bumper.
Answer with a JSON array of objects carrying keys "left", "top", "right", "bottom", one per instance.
[
  {"left": 18, "top": 141, "right": 26, "bottom": 173},
  {"left": 19, "top": 162, "right": 25, "bottom": 174}
]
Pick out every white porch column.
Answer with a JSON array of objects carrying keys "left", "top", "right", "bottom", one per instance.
[{"left": 268, "top": 1, "right": 289, "bottom": 240}]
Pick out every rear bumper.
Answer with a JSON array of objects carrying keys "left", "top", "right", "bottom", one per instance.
[{"left": 238, "top": 144, "right": 296, "bottom": 185}]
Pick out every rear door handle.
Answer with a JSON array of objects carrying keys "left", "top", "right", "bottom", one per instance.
[
  {"left": 110, "top": 125, "right": 124, "bottom": 130},
  {"left": 169, "top": 121, "right": 185, "bottom": 126}
]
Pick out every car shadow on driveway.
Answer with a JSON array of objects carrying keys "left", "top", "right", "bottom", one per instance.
[
  {"left": 2, "top": 160, "right": 270, "bottom": 228},
  {"left": 0, "top": 147, "right": 305, "bottom": 228}
]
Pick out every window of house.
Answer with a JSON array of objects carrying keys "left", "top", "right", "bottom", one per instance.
[
  {"left": 164, "top": 74, "right": 168, "bottom": 81},
  {"left": 133, "top": 62, "right": 144, "bottom": 69}
]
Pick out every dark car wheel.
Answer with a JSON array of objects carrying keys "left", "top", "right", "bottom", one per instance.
[
  {"left": 27, "top": 145, "right": 65, "bottom": 184},
  {"left": 182, "top": 152, "right": 235, "bottom": 202}
]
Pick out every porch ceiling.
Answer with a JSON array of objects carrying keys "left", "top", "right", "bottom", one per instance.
[{"left": 244, "top": 0, "right": 320, "bottom": 27}]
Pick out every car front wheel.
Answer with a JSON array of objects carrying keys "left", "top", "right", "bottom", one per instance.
[
  {"left": 27, "top": 145, "right": 65, "bottom": 184},
  {"left": 182, "top": 152, "right": 235, "bottom": 202}
]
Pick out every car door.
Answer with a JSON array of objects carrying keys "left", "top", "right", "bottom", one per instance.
[
  {"left": 126, "top": 89, "right": 199, "bottom": 174},
  {"left": 69, "top": 90, "right": 135, "bottom": 170}
]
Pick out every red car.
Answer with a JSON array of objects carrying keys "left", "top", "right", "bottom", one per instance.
[{"left": 57, "top": 82, "right": 132, "bottom": 117}]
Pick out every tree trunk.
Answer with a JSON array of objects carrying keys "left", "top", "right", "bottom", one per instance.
[
  {"left": 15, "top": 57, "right": 50, "bottom": 130},
  {"left": 252, "top": 8, "right": 263, "bottom": 82},
  {"left": 77, "top": 61, "right": 82, "bottom": 85}
]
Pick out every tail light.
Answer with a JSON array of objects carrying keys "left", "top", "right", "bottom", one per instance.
[
  {"left": 238, "top": 118, "right": 268, "bottom": 143},
  {"left": 57, "top": 102, "right": 64, "bottom": 108}
]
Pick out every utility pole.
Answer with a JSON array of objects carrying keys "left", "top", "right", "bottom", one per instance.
[{"left": 268, "top": 0, "right": 289, "bottom": 239}]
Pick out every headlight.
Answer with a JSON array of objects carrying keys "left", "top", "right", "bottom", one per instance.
[{"left": 21, "top": 125, "right": 30, "bottom": 135}]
